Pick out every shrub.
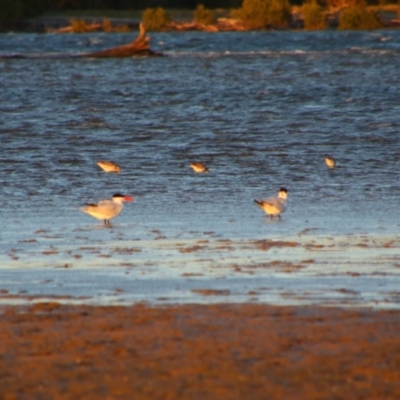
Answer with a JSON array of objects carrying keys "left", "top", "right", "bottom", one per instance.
[
  {"left": 268, "top": 0, "right": 292, "bottom": 27},
  {"left": 142, "top": 7, "right": 171, "bottom": 31},
  {"left": 70, "top": 19, "right": 90, "bottom": 33},
  {"left": 102, "top": 18, "right": 113, "bottom": 32},
  {"left": 194, "top": 4, "right": 215, "bottom": 25},
  {"left": 101, "top": 19, "right": 130, "bottom": 32},
  {"left": 338, "top": 5, "right": 383, "bottom": 29},
  {"left": 113, "top": 24, "right": 131, "bottom": 33},
  {"left": 302, "top": 0, "right": 327, "bottom": 30},
  {"left": 231, "top": 0, "right": 291, "bottom": 29},
  {"left": 324, "top": 0, "right": 365, "bottom": 9}
]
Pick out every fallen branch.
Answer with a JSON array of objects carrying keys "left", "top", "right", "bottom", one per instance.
[{"left": 80, "top": 23, "right": 162, "bottom": 57}]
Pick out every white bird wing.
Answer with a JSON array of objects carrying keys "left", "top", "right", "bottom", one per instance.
[
  {"left": 96, "top": 199, "right": 122, "bottom": 218},
  {"left": 260, "top": 197, "right": 286, "bottom": 214},
  {"left": 81, "top": 199, "right": 122, "bottom": 220}
]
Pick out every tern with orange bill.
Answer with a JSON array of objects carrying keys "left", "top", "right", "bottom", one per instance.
[{"left": 80, "top": 193, "right": 133, "bottom": 226}]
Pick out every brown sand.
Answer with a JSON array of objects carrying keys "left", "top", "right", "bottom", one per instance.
[{"left": 1, "top": 303, "right": 400, "bottom": 399}]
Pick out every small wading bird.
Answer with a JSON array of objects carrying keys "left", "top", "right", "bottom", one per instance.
[
  {"left": 254, "top": 188, "right": 288, "bottom": 220},
  {"left": 190, "top": 162, "right": 209, "bottom": 173},
  {"left": 97, "top": 160, "right": 121, "bottom": 173},
  {"left": 325, "top": 156, "right": 336, "bottom": 169},
  {"left": 80, "top": 193, "right": 133, "bottom": 226}
]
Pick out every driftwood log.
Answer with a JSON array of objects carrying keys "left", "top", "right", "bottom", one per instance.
[
  {"left": 0, "top": 23, "right": 161, "bottom": 59},
  {"left": 80, "top": 23, "right": 161, "bottom": 57}
]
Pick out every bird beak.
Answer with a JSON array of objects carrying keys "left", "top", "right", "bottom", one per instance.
[{"left": 124, "top": 196, "right": 134, "bottom": 202}]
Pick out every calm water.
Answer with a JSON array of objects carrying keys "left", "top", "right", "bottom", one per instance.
[{"left": 0, "top": 30, "right": 399, "bottom": 307}]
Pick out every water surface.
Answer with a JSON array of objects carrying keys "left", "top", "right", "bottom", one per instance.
[{"left": 1, "top": 30, "right": 399, "bottom": 307}]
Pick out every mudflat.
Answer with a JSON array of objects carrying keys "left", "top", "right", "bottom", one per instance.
[{"left": 1, "top": 303, "right": 400, "bottom": 399}]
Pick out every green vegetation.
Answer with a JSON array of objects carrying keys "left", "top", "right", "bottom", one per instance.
[
  {"left": 101, "top": 18, "right": 131, "bottom": 32},
  {"left": 302, "top": 0, "right": 327, "bottom": 30},
  {"left": 338, "top": 4, "right": 383, "bottom": 29},
  {"left": 194, "top": 4, "right": 215, "bottom": 25},
  {"left": 69, "top": 19, "right": 90, "bottom": 33},
  {"left": 0, "top": 0, "right": 50, "bottom": 28},
  {"left": 142, "top": 7, "right": 172, "bottom": 31},
  {"left": 65, "top": 18, "right": 130, "bottom": 33},
  {"left": 101, "top": 18, "right": 114, "bottom": 32},
  {"left": 231, "top": 0, "right": 291, "bottom": 29},
  {"left": 1, "top": 0, "right": 397, "bottom": 32}
]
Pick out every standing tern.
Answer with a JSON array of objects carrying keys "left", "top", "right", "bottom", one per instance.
[
  {"left": 97, "top": 160, "right": 121, "bottom": 173},
  {"left": 190, "top": 162, "right": 209, "bottom": 173},
  {"left": 254, "top": 188, "right": 288, "bottom": 220},
  {"left": 80, "top": 193, "right": 133, "bottom": 226}
]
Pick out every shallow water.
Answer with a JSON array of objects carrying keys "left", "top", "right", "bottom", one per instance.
[{"left": 1, "top": 30, "right": 399, "bottom": 307}]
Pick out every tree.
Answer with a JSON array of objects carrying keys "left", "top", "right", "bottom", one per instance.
[
  {"left": 194, "top": 4, "right": 215, "bottom": 25},
  {"left": 142, "top": 7, "right": 171, "bottom": 31},
  {"left": 231, "top": 0, "right": 291, "bottom": 29},
  {"left": 302, "top": 0, "right": 327, "bottom": 30},
  {"left": 339, "top": 4, "right": 383, "bottom": 29}
]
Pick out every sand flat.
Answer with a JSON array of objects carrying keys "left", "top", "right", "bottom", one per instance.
[{"left": 1, "top": 303, "right": 400, "bottom": 399}]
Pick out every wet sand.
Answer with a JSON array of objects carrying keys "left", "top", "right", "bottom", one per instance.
[
  {"left": 3, "top": 234, "right": 400, "bottom": 307},
  {"left": 1, "top": 303, "right": 400, "bottom": 399}
]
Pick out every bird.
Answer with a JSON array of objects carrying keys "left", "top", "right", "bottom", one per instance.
[
  {"left": 80, "top": 193, "right": 133, "bottom": 226},
  {"left": 254, "top": 188, "right": 288, "bottom": 220},
  {"left": 325, "top": 156, "right": 336, "bottom": 169},
  {"left": 97, "top": 160, "right": 121, "bottom": 173},
  {"left": 190, "top": 162, "right": 209, "bottom": 173}
]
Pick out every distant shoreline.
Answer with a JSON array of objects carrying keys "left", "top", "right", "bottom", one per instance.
[{"left": 12, "top": 6, "right": 400, "bottom": 33}]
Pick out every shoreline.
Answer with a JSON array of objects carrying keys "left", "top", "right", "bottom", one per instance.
[
  {"left": 2, "top": 232, "right": 400, "bottom": 308},
  {"left": 11, "top": 7, "right": 400, "bottom": 33},
  {"left": 1, "top": 303, "right": 400, "bottom": 399}
]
